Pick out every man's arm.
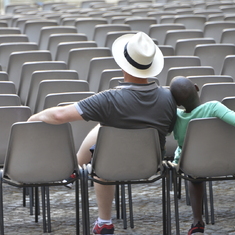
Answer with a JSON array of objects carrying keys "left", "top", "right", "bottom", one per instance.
[{"left": 27, "top": 104, "right": 84, "bottom": 124}]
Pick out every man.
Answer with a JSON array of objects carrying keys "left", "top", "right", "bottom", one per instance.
[
  {"left": 170, "top": 76, "right": 235, "bottom": 235},
  {"left": 28, "top": 32, "right": 177, "bottom": 234}
]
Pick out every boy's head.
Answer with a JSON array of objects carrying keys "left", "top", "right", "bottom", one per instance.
[{"left": 170, "top": 76, "right": 199, "bottom": 108}]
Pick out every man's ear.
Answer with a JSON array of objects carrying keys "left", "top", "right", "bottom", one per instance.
[{"left": 194, "top": 84, "right": 200, "bottom": 92}]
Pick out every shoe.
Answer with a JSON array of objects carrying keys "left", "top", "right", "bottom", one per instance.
[
  {"left": 188, "top": 221, "right": 205, "bottom": 235},
  {"left": 62, "top": 173, "right": 76, "bottom": 189},
  {"left": 93, "top": 220, "right": 114, "bottom": 234}
]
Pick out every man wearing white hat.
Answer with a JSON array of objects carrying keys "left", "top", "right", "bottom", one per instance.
[{"left": 28, "top": 32, "right": 177, "bottom": 234}]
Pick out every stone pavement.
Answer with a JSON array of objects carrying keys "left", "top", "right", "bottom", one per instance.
[{"left": 2, "top": 179, "right": 235, "bottom": 235}]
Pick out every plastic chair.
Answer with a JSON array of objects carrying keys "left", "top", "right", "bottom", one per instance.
[
  {"left": 7, "top": 50, "right": 52, "bottom": 92},
  {"left": 18, "top": 61, "right": 67, "bottom": 105},
  {"left": 0, "top": 121, "right": 80, "bottom": 234},
  {"left": 67, "top": 47, "right": 111, "bottom": 81},
  {"left": 0, "top": 81, "right": 16, "bottom": 94},
  {"left": 173, "top": 14, "right": 206, "bottom": 31},
  {"left": 0, "top": 34, "right": 29, "bottom": 44},
  {"left": 81, "top": 126, "right": 170, "bottom": 234},
  {"left": 203, "top": 21, "right": 235, "bottom": 43},
  {"left": 38, "top": 25, "right": 78, "bottom": 50},
  {"left": 221, "top": 96, "right": 235, "bottom": 111},
  {"left": 0, "top": 106, "right": 31, "bottom": 166},
  {"left": 55, "top": 41, "right": 97, "bottom": 64},
  {"left": 220, "top": 28, "right": 235, "bottom": 44},
  {"left": 200, "top": 83, "right": 235, "bottom": 104},
  {"left": 0, "top": 94, "right": 21, "bottom": 106},
  {"left": 170, "top": 117, "right": 235, "bottom": 235},
  {"left": 87, "top": 57, "right": 119, "bottom": 92},
  {"left": 0, "top": 72, "right": 9, "bottom": 81},
  {"left": 98, "top": 69, "right": 123, "bottom": 92},
  {"left": 194, "top": 44, "right": 235, "bottom": 75},
  {"left": 30, "top": 80, "right": 90, "bottom": 113},
  {"left": 0, "top": 21, "right": 7, "bottom": 27},
  {"left": 175, "top": 38, "right": 216, "bottom": 56},
  {"left": 157, "top": 56, "right": 201, "bottom": 86},
  {"left": 164, "top": 29, "right": 204, "bottom": 48},
  {"left": 23, "top": 20, "right": 58, "bottom": 44},
  {"left": 74, "top": 17, "right": 108, "bottom": 40},
  {"left": 158, "top": 45, "right": 175, "bottom": 56},
  {"left": 124, "top": 17, "right": 157, "bottom": 34},
  {"left": 0, "top": 42, "right": 38, "bottom": 71},
  {"left": 147, "top": 11, "right": 176, "bottom": 24},
  {"left": 148, "top": 23, "right": 185, "bottom": 45},
  {"left": 48, "top": 33, "right": 88, "bottom": 60},
  {"left": 221, "top": 55, "right": 235, "bottom": 80},
  {"left": 166, "top": 66, "right": 215, "bottom": 86},
  {"left": 0, "top": 27, "right": 21, "bottom": 34},
  {"left": 93, "top": 24, "right": 131, "bottom": 47}
]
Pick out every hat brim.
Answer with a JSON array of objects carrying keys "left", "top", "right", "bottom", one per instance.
[{"left": 112, "top": 33, "right": 164, "bottom": 78}]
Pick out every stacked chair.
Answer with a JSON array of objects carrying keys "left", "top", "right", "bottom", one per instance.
[{"left": 1, "top": 0, "right": 235, "bottom": 234}]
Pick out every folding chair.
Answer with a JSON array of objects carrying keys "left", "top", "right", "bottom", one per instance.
[
  {"left": 170, "top": 117, "right": 235, "bottom": 234},
  {"left": 0, "top": 94, "right": 21, "bottom": 106},
  {"left": 221, "top": 96, "right": 235, "bottom": 111},
  {"left": 81, "top": 127, "right": 171, "bottom": 235},
  {"left": 220, "top": 28, "right": 235, "bottom": 44},
  {"left": 221, "top": 55, "right": 235, "bottom": 79},
  {"left": 0, "top": 81, "right": 16, "bottom": 94},
  {"left": 0, "top": 121, "right": 80, "bottom": 234}
]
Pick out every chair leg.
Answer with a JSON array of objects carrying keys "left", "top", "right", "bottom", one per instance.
[
  {"left": 75, "top": 176, "right": 80, "bottom": 235},
  {"left": 35, "top": 187, "right": 39, "bottom": 223},
  {"left": 203, "top": 182, "right": 209, "bottom": 224},
  {"left": 115, "top": 185, "right": 120, "bottom": 219},
  {"left": 46, "top": 186, "right": 51, "bottom": 233},
  {"left": 121, "top": 184, "right": 127, "bottom": 229},
  {"left": 41, "top": 186, "right": 47, "bottom": 233},
  {"left": 0, "top": 172, "right": 4, "bottom": 235},
  {"left": 209, "top": 181, "right": 215, "bottom": 224},
  {"left": 127, "top": 184, "right": 134, "bottom": 228},
  {"left": 166, "top": 168, "right": 172, "bottom": 235},
  {"left": 172, "top": 171, "right": 180, "bottom": 235},
  {"left": 29, "top": 187, "right": 34, "bottom": 215},
  {"left": 162, "top": 175, "right": 167, "bottom": 235}
]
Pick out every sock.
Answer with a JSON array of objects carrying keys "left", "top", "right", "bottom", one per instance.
[{"left": 97, "top": 217, "right": 112, "bottom": 225}]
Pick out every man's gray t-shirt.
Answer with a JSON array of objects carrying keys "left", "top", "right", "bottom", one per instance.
[{"left": 75, "top": 82, "right": 176, "bottom": 150}]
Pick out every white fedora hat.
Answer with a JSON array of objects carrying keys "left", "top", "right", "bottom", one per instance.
[{"left": 112, "top": 32, "right": 164, "bottom": 78}]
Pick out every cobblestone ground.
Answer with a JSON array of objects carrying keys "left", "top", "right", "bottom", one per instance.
[{"left": 2, "top": 179, "right": 235, "bottom": 234}]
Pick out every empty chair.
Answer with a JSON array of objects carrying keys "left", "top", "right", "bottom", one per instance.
[
  {"left": 87, "top": 57, "right": 119, "bottom": 92},
  {"left": 104, "top": 31, "right": 137, "bottom": 49},
  {"left": 0, "top": 94, "right": 21, "bottom": 106},
  {"left": 67, "top": 47, "right": 111, "bottom": 81},
  {"left": 203, "top": 21, "right": 235, "bottom": 43},
  {"left": 0, "top": 71, "right": 9, "bottom": 81},
  {"left": 74, "top": 17, "right": 108, "bottom": 40},
  {"left": 220, "top": 28, "right": 235, "bottom": 44},
  {"left": 175, "top": 38, "right": 216, "bottom": 56},
  {"left": 47, "top": 33, "right": 88, "bottom": 60},
  {"left": 18, "top": 61, "right": 67, "bottom": 105},
  {"left": 164, "top": 29, "right": 204, "bottom": 48},
  {"left": 23, "top": 20, "right": 58, "bottom": 44},
  {"left": 187, "top": 75, "right": 234, "bottom": 95},
  {"left": 221, "top": 96, "right": 235, "bottom": 111},
  {"left": 55, "top": 41, "right": 98, "bottom": 63},
  {"left": 98, "top": 69, "right": 123, "bottom": 92},
  {"left": 207, "top": 13, "right": 224, "bottom": 21},
  {"left": 0, "top": 27, "right": 21, "bottom": 34},
  {"left": 27, "top": 80, "right": 90, "bottom": 113},
  {"left": 200, "top": 83, "right": 235, "bottom": 103},
  {"left": 38, "top": 25, "right": 78, "bottom": 50},
  {"left": 158, "top": 45, "right": 175, "bottom": 56},
  {"left": 166, "top": 66, "right": 215, "bottom": 86},
  {"left": 7, "top": 50, "right": 52, "bottom": 92},
  {"left": 173, "top": 15, "right": 207, "bottom": 31},
  {"left": 157, "top": 56, "right": 201, "bottom": 86},
  {"left": 149, "top": 23, "right": 185, "bottom": 45},
  {"left": 194, "top": 44, "right": 235, "bottom": 75},
  {"left": 0, "top": 81, "right": 16, "bottom": 94},
  {"left": 0, "top": 21, "right": 8, "bottom": 27},
  {"left": 147, "top": 11, "right": 176, "bottom": 23},
  {"left": 0, "top": 121, "right": 79, "bottom": 234},
  {"left": 0, "top": 106, "right": 31, "bottom": 166},
  {"left": 124, "top": 17, "right": 157, "bottom": 34},
  {"left": 0, "top": 42, "right": 38, "bottom": 71},
  {"left": 0, "top": 34, "right": 29, "bottom": 44},
  {"left": 15, "top": 17, "right": 43, "bottom": 33},
  {"left": 93, "top": 24, "right": 131, "bottom": 47},
  {"left": 44, "top": 91, "right": 95, "bottom": 110},
  {"left": 221, "top": 55, "right": 235, "bottom": 80}
]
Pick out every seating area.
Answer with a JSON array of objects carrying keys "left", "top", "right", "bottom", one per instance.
[{"left": 1, "top": 0, "right": 235, "bottom": 234}]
